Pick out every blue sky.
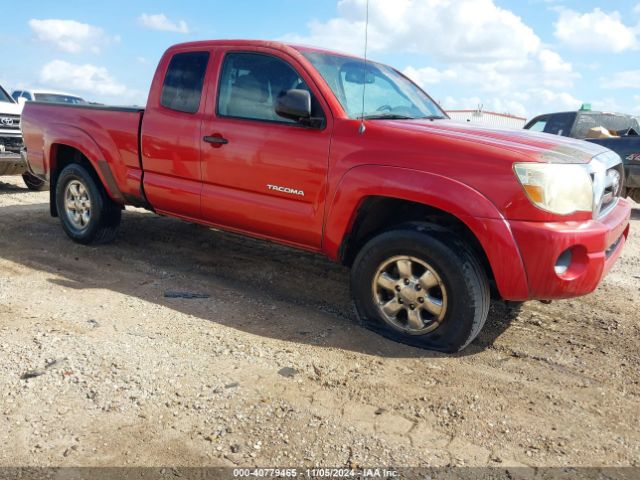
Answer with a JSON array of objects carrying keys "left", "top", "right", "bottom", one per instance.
[{"left": 1, "top": 0, "right": 639, "bottom": 120}]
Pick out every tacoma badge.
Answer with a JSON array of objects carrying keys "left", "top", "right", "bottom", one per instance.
[{"left": 267, "top": 184, "right": 305, "bottom": 196}]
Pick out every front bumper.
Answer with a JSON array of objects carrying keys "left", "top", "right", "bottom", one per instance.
[
  {"left": 0, "top": 150, "right": 27, "bottom": 176},
  {"left": 508, "top": 199, "right": 631, "bottom": 300},
  {"left": 0, "top": 134, "right": 24, "bottom": 154}
]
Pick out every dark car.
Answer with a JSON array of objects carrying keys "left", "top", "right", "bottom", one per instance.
[{"left": 524, "top": 109, "right": 640, "bottom": 202}]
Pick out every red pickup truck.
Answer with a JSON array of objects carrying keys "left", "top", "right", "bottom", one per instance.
[{"left": 21, "top": 40, "right": 631, "bottom": 352}]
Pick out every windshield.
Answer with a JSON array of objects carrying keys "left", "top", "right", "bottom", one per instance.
[
  {"left": 34, "top": 93, "right": 85, "bottom": 104},
  {"left": 0, "top": 85, "right": 14, "bottom": 103},
  {"left": 301, "top": 51, "right": 446, "bottom": 120}
]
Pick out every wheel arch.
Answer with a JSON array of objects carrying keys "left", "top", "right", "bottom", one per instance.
[
  {"left": 46, "top": 128, "right": 125, "bottom": 216},
  {"left": 324, "top": 165, "right": 530, "bottom": 300}
]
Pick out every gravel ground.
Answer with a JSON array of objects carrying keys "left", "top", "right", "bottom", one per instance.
[{"left": 0, "top": 175, "right": 639, "bottom": 468}]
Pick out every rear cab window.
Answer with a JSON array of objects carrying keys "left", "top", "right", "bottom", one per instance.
[
  {"left": 161, "top": 51, "right": 210, "bottom": 113},
  {"left": 573, "top": 112, "right": 640, "bottom": 138}
]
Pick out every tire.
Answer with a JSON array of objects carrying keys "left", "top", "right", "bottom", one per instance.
[
  {"left": 55, "top": 163, "right": 121, "bottom": 244},
  {"left": 22, "top": 172, "right": 48, "bottom": 191},
  {"left": 351, "top": 224, "right": 490, "bottom": 353}
]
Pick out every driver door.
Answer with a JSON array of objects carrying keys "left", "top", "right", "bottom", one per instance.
[{"left": 200, "top": 49, "right": 333, "bottom": 249}]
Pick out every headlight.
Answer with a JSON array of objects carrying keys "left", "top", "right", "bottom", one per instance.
[{"left": 513, "top": 163, "right": 593, "bottom": 215}]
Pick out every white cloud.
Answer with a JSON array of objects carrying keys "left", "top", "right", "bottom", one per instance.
[
  {"left": 452, "top": 91, "right": 580, "bottom": 119},
  {"left": 531, "top": 89, "right": 582, "bottom": 112},
  {"left": 285, "top": 0, "right": 577, "bottom": 117},
  {"left": 285, "top": 0, "right": 540, "bottom": 63},
  {"left": 538, "top": 49, "right": 572, "bottom": 74},
  {"left": 439, "top": 89, "right": 582, "bottom": 120},
  {"left": 600, "top": 70, "right": 640, "bottom": 89},
  {"left": 28, "top": 19, "right": 117, "bottom": 54},
  {"left": 403, "top": 55, "right": 579, "bottom": 115},
  {"left": 589, "top": 97, "right": 629, "bottom": 114},
  {"left": 40, "top": 60, "right": 127, "bottom": 97},
  {"left": 139, "top": 13, "right": 189, "bottom": 34},
  {"left": 402, "top": 66, "right": 457, "bottom": 85},
  {"left": 553, "top": 8, "right": 637, "bottom": 53}
]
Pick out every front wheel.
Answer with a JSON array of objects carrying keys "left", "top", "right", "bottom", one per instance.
[
  {"left": 55, "top": 163, "right": 122, "bottom": 244},
  {"left": 351, "top": 225, "right": 490, "bottom": 352}
]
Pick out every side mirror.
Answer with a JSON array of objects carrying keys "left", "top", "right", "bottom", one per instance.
[
  {"left": 275, "top": 89, "right": 311, "bottom": 123},
  {"left": 17, "top": 97, "right": 27, "bottom": 106}
]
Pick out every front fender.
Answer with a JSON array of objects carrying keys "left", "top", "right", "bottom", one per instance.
[
  {"left": 45, "top": 124, "right": 124, "bottom": 203},
  {"left": 323, "top": 165, "right": 530, "bottom": 300}
]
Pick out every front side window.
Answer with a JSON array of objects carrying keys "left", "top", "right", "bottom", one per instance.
[
  {"left": 527, "top": 119, "right": 547, "bottom": 132},
  {"left": 542, "top": 112, "right": 576, "bottom": 136},
  {"left": 0, "top": 86, "right": 13, "bottom": 103},
  {"left": 217, "top": 52, "right": 323, "bottom": 124},
  {"left": 301, "top": 51, "right": 445, "bottom": 120},
  {"left": 161, "top": 51, "right": 210, "bottom": 113}
]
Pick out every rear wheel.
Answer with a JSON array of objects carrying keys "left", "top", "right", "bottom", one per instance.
[
  {"left": 55, "top": 163, "right": 121, "bottom": 244},
  {"left": 22, "top": 172, "right": 48, "bottom": 191},
  {"left": 351, "top": 224, "right": 490, "bottom": 352}
]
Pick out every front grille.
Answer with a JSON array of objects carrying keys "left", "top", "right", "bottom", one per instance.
[
  {"left": 590, "top": 151, "right": 624, "bottom": 219},
  {"left": 0, "top": 136, "right": 24, "bottom": 153},
  {"left": 599, "top": 163, "right": 624, "bottom": 214},
  {"left": 0, "top": 114, "right": 21, "bottom": 130}
]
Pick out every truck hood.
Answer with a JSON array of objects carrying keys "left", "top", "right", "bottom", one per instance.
[
  {"left": 0, "top": 101, "right": 23, "bottom": 115},
  {"left": 380, "top": 118, "right": 609, "bottom": 164}
]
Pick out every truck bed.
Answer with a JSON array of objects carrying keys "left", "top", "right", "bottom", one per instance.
[{"left": 21, "top": 101, "right": 146, "bottom": 204}]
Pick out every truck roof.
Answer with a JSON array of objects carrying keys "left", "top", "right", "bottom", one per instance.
[
  {"left": 535, "top": 110, "right": 636, "bottom": 119},
  {"left": 168, "top": 39, "right": 361, "bottom": 59}
]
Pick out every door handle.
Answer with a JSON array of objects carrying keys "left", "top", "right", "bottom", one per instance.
[{"left": 203, "top": 135, "right": 229, "bottom": 145}]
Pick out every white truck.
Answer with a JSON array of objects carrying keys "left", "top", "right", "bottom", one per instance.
[
  {"left": 11, "top": 89, "right": 87, "bottom": 106},
  {"left": 0, "top": 84, "right": 46, "bottom": 190}
]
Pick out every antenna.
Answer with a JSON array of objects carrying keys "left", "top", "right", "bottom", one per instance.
[{"left": 359, "top": 0, "right": 370, "bottom": 135}]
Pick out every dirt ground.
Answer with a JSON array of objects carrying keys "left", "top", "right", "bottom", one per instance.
[{"left": 0, "top": 175, "right": 639, "bottom": 468}]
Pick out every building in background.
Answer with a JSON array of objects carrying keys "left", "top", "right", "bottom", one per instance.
[{"left": 447, "top": 109, "right": 527, "bottom": 129}]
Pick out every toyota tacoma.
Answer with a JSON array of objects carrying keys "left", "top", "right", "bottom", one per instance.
[{"left": 21, "top": 41, "right": 632, "bottom": 352}]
